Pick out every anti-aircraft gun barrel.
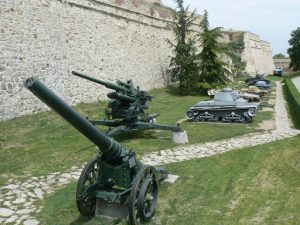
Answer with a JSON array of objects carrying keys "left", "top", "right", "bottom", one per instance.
[
  {"left": 24, "top": 77, "right": 127, "bottom": 164},
  {"left": 107, "top": 92, "right": 135, "bottom": 102},
  {"left": 72, "top": 71, "right": 129, "bottom": 93}
]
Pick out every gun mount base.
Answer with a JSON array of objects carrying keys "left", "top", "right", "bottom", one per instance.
[
  {"left": 171, "top": 130, "right": 189, "bottom": 144},
  {"left": 96, "top": 199, "right": 129, "bottom": 219},
  {"left": 91, "top": 119, "right": 183, "bottom": 138}
]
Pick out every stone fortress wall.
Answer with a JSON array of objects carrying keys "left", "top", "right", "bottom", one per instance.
[
  {"left": 221, "top": 30, "right": 275, "bottom": 75},
  {"left": 241, "top": 32, "right": 274, "bottom": 75},
  {"left": 0, "top": 0, "right": 274, "bottom": 121}
]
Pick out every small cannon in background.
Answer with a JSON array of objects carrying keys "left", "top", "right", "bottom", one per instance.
[
  {"left": 25, "top": 77, "right": 168, "bottom": 225},
  {"left": 72, "top": 71, "right": 187, "bottom": 143}
]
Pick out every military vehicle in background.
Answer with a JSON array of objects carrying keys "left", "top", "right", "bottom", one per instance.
[
  {"left": 187, "top": 88, "right": 258, "bottom": 123},
  {"left": 245, "top": 74, "right": 271, "bottom": 90},
  {"left": 273, "top": 67, "right": 284, "bottom": 76},
  {"left": 208, "top": 88, "right": 260, "bottom": 103},
  {"left": 241, "top": 86, "right": 268, "bottom": 98}
]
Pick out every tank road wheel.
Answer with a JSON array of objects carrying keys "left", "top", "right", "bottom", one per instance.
[
  {"left": 128, "top": 166, "right": 158, "bottom": 225},
  {"left": 238, "top": 116, "right": 246, "bottom": 123},
  {"left": 248, "top": 108, "right": 256, "bottom": 117},
  {"left": 221, "top": 117, "right": 228, "bottom": 123},
  {"left": 76, "top": 158, "right": 101, "bottom": 218},
  {"left": 186, "top": 110, "right": 195, "bottom": 121}
]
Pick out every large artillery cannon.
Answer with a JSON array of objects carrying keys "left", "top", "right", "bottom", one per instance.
[
  {"left": 25, "top": 77, "right": 168, "bottom": 224},
  {"left": 72, "top": 71, "right": 184, "bottom": 139}
]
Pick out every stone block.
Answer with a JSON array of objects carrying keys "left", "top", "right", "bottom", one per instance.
[{"left": 171, "top": 130, "right": 188, "bottom": 144}]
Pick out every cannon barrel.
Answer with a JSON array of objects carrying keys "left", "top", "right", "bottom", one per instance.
[
  {"left": 72, "top": 71, "right": 129, "bottom": 93},
  {"left": 107, "top": 92, "right": 135, "bottom": 102},
  {"left": 24, "top": 77, "right": 126, "bottom": 164},
  {"left": 116, "top": 80, "right": 133, "bottom": 89}
]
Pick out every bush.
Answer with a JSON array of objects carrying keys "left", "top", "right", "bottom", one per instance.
[{"left": 284, "top": 73, "right": 300, "bottom": 128}]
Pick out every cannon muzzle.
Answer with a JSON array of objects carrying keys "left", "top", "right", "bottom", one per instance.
[
  {"left": 72, "top": 71, "right": 130, "bottom": 93},
  {"left": 24, "top": 77, "right": 126, "bottom": 164}
]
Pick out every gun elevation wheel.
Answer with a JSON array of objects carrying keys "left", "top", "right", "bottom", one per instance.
[
  {"left": 76, "top": 158, "right": 101, "bottom": 218},
  {"left": 128, "top": 166, "right": 158, "bottom": 225}
]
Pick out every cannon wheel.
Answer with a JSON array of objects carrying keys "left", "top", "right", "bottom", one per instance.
[
  {"left": 128, "top": 166, "right": 158, "bottom": 225},
  {"left": 76, "top": 158, "right": 101, "bottom": 218}
]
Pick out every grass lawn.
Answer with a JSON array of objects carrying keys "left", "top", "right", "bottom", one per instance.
[
  {"left": 36, "top": 136, "right": 300, "bottom": 225},
  {"left": 0, "top": 83, "right": 273, "bottom": 186}
]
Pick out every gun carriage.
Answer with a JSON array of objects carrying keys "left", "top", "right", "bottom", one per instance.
[
  {"left": 25, "top": 77, "right": 168, "bottom": 225},
  {"left": 72, "top": 71, "right": 181, "bottom": 137}
]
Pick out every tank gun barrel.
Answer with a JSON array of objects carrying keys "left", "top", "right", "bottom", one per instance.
[
  {"left": 24, "top": 77, "right": 126, "bottom": 164},
  {"left": 72, "top": 71, "right": 129, "bottom": 93}
]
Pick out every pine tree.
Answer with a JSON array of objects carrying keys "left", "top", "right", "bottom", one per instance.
[
  {"left": 288, "top": 27, "right": 300, "bottom": 71},
  {"left": 197, "top": 10, "right": 229, "bottom": 91},
  {"left": 168, "top": 0, "right": 200, "bottom": 95}
]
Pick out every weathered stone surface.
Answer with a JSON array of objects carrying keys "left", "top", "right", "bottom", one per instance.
[
  {"left": 17, "top": 209, "right": 33, "bottom": 215},
  {"left": 5, "top": 215, "right": 17, "bottom": 223},
  {"left": 0, "top": 208, "right": 14, "bottom": 217},
  {"left": 172, "top": 130, "right": 189, "bottom": 144},
  {"left": 33, "top": 188, "right": 43, "bottom": 199},
  {"left": 164, "top": 174, "right": 179, "bottom": 184},
  {"left": 12, "top": 198, "right": 26, "bottom": 204},
  {"left": 0, "top": 0, "right": 174, "bottom": 121},
  {"left": 23, "top": 218, "right": 39, "bottom": 225}
]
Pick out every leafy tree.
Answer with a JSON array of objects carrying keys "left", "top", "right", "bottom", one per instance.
[
  {"left": 273, "top": 53, "right": 286, "bottom": 58},
  {"left": 168, "top": 0, "right": 200, "bottom": 95},
  {"left": 288, "top": 27, "right": 300, "bottom": 71},
  {"left": 197, "top": 10, "right": 229, "bottom": 91}
]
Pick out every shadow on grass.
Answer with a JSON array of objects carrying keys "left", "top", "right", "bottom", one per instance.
[
  {"left": 165, "top": 84, "right": 181, "bottom": 96},
  {"left": 70, "top": 215, "right": 125, "bottom": 225},
  {"left": 114, "top": 130, "right": 169, "bottom": 143},
  {"left": 70, "top": 216, "right": 90, "bottom": 225},
  {"left": 165, "top": 83, "right": 207, "bottom": 97}
]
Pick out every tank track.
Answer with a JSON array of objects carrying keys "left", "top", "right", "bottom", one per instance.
[{"left": 186, "top": 109, "right": 252, "bottom": 123}]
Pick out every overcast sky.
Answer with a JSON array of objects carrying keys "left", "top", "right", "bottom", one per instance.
[{"left": 161, "top": 0, "right": 300, "bottom": 56}]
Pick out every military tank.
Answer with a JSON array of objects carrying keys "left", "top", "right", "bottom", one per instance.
[
  {"left": 245, "top": 74, "right": 271, "bottom": 90},
  {"left": 241, "top": 86, "right": 268, "bottom": 98},
  {"left": 245, "top": 74, "right": 266, "bottom": 84},
  {"left": 186, "top": 88, "right": 258, "bottom": 123},
  {"left": 208, "top": 89, "right": 261, "bottom": 103}
]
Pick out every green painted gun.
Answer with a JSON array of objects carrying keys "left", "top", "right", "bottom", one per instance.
[
  {"left": 72, "top": 71, "right": 181, "bottom": 137},
  {"left": 25, "top": 77, "right": 167, "bottom": 225}
]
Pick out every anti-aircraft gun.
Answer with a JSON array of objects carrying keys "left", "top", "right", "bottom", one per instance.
[
  {"left": 72, "top": 71, "right": 183, "bottom": 138},
  {"left": 25, "top": 77, "right": 168, "bottom": 225}
]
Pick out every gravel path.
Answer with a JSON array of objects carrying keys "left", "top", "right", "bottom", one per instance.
[
  {"left": 0, "top": 82, "right": 299, "bottom": 224},
  {"left": 292, "top": 76, "right": 300, "bottom": 92}
]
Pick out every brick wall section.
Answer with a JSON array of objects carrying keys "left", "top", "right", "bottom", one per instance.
[{"left": 0, "top": 0, "right": 176, "bottom": 120}]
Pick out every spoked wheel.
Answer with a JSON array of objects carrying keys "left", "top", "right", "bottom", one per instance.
[
  {"left": 76, "top": 158, "right": 101, "bottom": 218},
  {"left": 128, "top": 166, "right": 158, "bottom": 225}
]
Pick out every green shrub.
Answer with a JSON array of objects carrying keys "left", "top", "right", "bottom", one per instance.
[{"left": 284, "top": 73, "right": 300, "bottom": 128}]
